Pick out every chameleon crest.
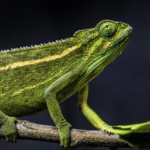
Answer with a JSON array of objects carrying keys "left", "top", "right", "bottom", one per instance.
[{"left": 0, "top": 20, "right": 132, "bottom": 147}]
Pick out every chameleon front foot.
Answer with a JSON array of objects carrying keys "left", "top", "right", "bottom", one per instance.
[
  {"left": 1, "top": 116, "right": 17, "bottom": 142},
  {"left": 57, "top": 122, "right": 72, "bottom": 147}
]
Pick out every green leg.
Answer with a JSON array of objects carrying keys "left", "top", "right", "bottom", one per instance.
[
  {"left": 78, "top": 83, "right": 112, "bottom": 131},
  {"left": 0, "top": 111, "right": 17, "bottom": 142},
  {"left": 45, "top": 65, "right": 85, "bottom": 147}
]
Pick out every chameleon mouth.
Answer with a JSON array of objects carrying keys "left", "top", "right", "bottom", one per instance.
[{"left": 102, "top": 27, "right": 133, "bottom": 55}]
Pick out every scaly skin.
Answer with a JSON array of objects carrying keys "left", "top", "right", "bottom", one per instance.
[{"left": 0, "top": 20, "right": 133, "bottom": 147}]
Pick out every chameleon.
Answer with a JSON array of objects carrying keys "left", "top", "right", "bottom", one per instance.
[{"left": 0, "top": 20, "right": 133, "bottom": 147}]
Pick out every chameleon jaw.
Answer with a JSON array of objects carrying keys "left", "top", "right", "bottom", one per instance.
[{"left": 102, "top": 27, "right": 133, "bottom": 55}]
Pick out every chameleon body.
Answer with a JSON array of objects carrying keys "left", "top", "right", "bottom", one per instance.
[{"left": 0, "top": 20, "right": 133, "bottom": 147}]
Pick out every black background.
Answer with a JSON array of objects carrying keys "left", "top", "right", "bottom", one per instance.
[{"left": 0, "top": 0, "right": 150, "bottom": 150}]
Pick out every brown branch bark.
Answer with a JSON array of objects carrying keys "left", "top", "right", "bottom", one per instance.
[{"left": 0, "top": 120, "right": 131, "bottom": 148}]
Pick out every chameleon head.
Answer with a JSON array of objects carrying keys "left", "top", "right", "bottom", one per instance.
[{"left": 83, "top": 20, "right": 133, "bottom": 79}]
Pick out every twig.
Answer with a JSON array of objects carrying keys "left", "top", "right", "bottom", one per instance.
[{"left": 0, "top": 120, "right": 131, "bottom": 148}]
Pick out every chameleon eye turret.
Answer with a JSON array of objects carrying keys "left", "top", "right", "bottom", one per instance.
[{"left": 99, "top": 22, "right": 117, "bottom": 39}]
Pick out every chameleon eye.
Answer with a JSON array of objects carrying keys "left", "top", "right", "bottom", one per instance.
[
  {"left": 99, "top": 22, "right": 117, "bottom": 39},
  {"left": 105, "top": 25, "right": 109, "bottom": 28}
]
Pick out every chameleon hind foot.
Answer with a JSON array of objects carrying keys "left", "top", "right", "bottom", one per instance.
[{"left": 1, "top": 116, "right": 17, "bottom": 142}]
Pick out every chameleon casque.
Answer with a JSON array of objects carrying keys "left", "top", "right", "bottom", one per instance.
[{"left": 0, "top": 20, "right": 133, "bottom": 147}]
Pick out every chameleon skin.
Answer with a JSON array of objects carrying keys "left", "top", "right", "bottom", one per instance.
[{"left": 0, "top": 20, "right": 133, "bottom": 147}]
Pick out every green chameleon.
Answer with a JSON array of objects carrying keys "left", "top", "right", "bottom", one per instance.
[{"left": 0, "top": 20, "right": 133, "bottom": 147}]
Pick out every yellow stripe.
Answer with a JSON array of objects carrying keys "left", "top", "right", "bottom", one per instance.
[
  {"left": 0, "top": 44, "right": 80, "bottom": 71},
  {"left": 103, "top": 42, "right": 111, "bottom": 49},
  {"left": 0, "top": 77, "right": 52, "bottom": 97},
  {"left": 13, "top": 77, "right": 52, "bottom": 96}
]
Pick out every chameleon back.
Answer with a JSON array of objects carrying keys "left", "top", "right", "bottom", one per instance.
[{"left": 0, "top": 38, "right": 82, "bottom": 117}]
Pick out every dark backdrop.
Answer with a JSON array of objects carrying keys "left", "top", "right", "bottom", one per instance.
[{"left": 0, "top": 0, "right": 150, "bottom": 150}]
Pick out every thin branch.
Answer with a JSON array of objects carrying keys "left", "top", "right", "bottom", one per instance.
[{"left": 0, "top": 120, "right": 131, "bottom": 148}]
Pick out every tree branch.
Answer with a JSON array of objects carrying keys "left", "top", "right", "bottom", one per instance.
[{"left": 0, "top": 120, "right": 131, "bottom": 148}]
